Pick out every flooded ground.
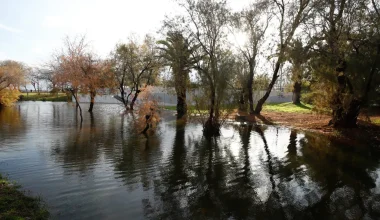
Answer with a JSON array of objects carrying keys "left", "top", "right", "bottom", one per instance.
[{"left": 1, "top": 102, "right": 380, "bottom": 219}]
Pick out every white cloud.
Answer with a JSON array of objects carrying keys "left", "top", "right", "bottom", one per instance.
[{"left": 0, "top": 23, "right": 22, "bottom": 33}]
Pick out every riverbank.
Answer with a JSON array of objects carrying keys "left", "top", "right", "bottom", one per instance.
[
  {"left": 236, "top": 103, "right": 380, "bottom": 146},
  {"left": 19, "top": 92, "right": 70, "bottom": 102},
  {"left": 0, "top": 174, "right": 49, "bottom": 219}
]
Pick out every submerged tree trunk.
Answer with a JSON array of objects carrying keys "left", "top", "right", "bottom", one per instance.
[
  {"left": 254, "top": 61, "right": 281, "bottom": 114},
  {"left": 177, "top": 93, "right": 187, "bottom": 119},
  {"left": 174, "top": 65, "right": 188, "bottom": 119},
  {"left": 130, "top": 89, "right": 140, "bottom": 110},
  {"left": 88, "top": 91, "right": 96, "bottom": 112},
  {"left": 204, "top": 84, "right": 220, "bottom": 136},
  {"left": 292, "top": 81, "right": 301, "bottom": 104},
  {"left": 119, "top": 83, "right": 127, "bottom": 108},
  {"left": 70, "top": 89, "right": 83, "bottom": 124}
]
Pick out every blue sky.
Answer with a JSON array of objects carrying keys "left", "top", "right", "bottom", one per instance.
[
  {"left": 0, "top": 0, "right": 180, "bottom": 66},
  {"left": 0, "top": 0, "right": 249, "bottom": 67}
]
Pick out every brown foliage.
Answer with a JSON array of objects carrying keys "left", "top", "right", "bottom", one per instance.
[
  {"left": 0, "top": 60, "right": 26, "bottom": 106},
  {"left": 133, "top": 86, "right": 160, "bottom": 134}
]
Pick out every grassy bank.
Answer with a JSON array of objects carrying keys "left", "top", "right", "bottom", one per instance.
[
  {"left": 19, "top": 92, "right": 70, "bottom": 102},
  {"left": 0, "top": 174, "right": 49, "bottom": 220}
]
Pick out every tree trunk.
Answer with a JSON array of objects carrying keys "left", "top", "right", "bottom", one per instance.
[
  {"left": 119, "top": 85, "right": 126, "bottom": 104},
  {"left": 247, "top": 60, "right": 255, "bottom": 114},
  {"left": 177, "top": 93, "right": 187, "bottom": 119},
  {"left": 175, "top": 67, "right": 188, "bottom": 119},
  {"left": 70, "top": 90, "right": 83, "bottom": 124},
  {"left": 330, "top": 97, "right": 361, "bottom": 128},
  {"left": 254, "top": 61, "right": 281, "bottom": 114},
  {"left": 204, "top": 84, "right": 219, "bottom": 136},
  {"left": 292, "top": 81, "right": 301, "bottom": 104},
  {"left": 330, "top": 61, "right": 360, "bottom": 128},
  {"left": 119, "top": 83, "right": 130, "bottom": 111},
  {"left": 238, "top": 88, "right": 246, "bottom": 111},
  {"left": 130, "top": 90, "right": 140, "bottom": 110},
  {"left": 88, "top": 91, "right": 96, "bottom": 112}
]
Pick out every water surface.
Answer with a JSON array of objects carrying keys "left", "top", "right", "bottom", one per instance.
[{"left": 1, "top": 102, "right": 380, "bottom": 219}]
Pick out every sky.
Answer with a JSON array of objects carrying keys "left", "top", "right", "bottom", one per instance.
[{"left": 0, "top": 0, "right": 251, "bottom": 67}]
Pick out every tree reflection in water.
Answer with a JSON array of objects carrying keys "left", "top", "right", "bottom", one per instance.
[
  {"left": 6, "top": 104, "right": 380, "bottom": 219},
  {"left": 140, "top": 122, "right": 380, "bottom": 219}
]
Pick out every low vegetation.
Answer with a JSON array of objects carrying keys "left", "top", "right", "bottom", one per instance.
[{"left": 0, "top": 174, "right": 49, "bottom": 220}]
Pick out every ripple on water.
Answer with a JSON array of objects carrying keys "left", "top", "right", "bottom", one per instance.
[{"left": 2, "top": 102, "right": 380, "bottom": 219}]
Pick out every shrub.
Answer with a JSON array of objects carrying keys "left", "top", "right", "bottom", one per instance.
[{"left": 0, "top": 89, "right": 20, "bottom": 106}]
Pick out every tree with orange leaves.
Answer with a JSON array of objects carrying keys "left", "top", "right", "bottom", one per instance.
[
  {"left": 53, "top": 36, "right": 114, "bottom": 122},
  {"left": 0, "top": 60, "right": 26, "bottom": 107}
]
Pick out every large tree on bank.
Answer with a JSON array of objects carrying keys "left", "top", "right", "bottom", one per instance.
[{"left": 311, "top": 0, "right": 380, "bottom": 127}]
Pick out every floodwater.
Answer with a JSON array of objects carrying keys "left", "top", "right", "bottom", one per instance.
[{"left": 1, "top": 102, "right": 380, "bottom": 220}]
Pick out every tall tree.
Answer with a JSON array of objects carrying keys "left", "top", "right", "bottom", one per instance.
[
  {"left": 254, "top": 0, "right": 312, "bottom": 114},
  {"left": 310, "top": 0, "right": 380, "bottom": 127},
  {"left": 40, "top": 68, "right": 58, "bottom": 91},
  {"left": 53, "top": 36, "right": 113, "bottom": 123},
  {"left": 157, "top": 31, "right": 198, "bottom": 119},
  {"left": 233, "top": 1, "right": 270, "bottom": 114},
  {"left": 179, "top": 0, "right": 232, "bottom": 135},
  {"left": 286, "top": 39, "right": 311, "bottom": 104}
]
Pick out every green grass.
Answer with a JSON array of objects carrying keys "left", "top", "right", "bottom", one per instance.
[
  {"left": 19, "top": 93, "right": 70, "bottom": 102},
  {"left": 163, "top": 106, "right": 177, "bottom": 111},
  {"left": 263, "top": 102, "right": 313, "bottom": 114},
  {"left": 0, "top": 174, "right": 49, "bottom": 220},
  {"left": 372, "top": 118, "right": 380, "bottom": 125}
]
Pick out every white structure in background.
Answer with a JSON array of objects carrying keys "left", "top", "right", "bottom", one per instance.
[{"left": 73, "top": 87, "right": 292, "bottom": 105}]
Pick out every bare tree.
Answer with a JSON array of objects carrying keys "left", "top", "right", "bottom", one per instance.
[
  {"left": 27, "top": 67, "right": 42, "bottom": 93},
  {"left": 111, "top": 35, "right": 161, "bottom": 111},
  {"left": 254, "top": 0, "right": 312, "bottom": 114},
  {"left": 232, "top": 1, "right": 270, "bottom": 114}
]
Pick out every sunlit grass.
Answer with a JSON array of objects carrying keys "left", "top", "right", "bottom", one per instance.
[{"left": 263, "top": 102, "right": 313, "bottom": 114}]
